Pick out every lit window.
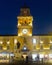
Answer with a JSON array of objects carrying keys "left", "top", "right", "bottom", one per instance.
[
  {"left": 0, "top": 41, "right": 3, "bottom": 44},
  {"left": 29, "top": 34, "right": 32, "bottom": 36},
  {"left": 3, "top": 47, "right": 7, "bottom": 50},
  {"left": 44, "top": 55, "right": 48, "bottom": 58},
  {"left": 39, "top": 54, "right": 44, "bottom": 58},
  {"left": 7, "top": 41, "right": 10, "bottom": 44},
  {"left": 14, "top": 39, "right": 17, "bottom": 44},
  {"left": 50, "top": 40, "right": 52, "bottom": 44},
  {"left": 18, "top": 34, "right": 21, "bottom": 36},
  {"left": 10, "top": 53, "right": 14, "bottom": 56},
  {"left": 33, "top": 38, "right": 36, "bottom": 44},
  {"left": 40, "top": 40, "right": 43, "bottom": 44}
]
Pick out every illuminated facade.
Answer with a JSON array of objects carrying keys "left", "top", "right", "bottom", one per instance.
[{"left": 0, "top": 6, "right": 52, "bottom": 63}]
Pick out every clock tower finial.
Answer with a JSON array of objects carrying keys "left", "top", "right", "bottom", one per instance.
[{"left": 21, "top": 2, "right": 29, "bottom": 8}]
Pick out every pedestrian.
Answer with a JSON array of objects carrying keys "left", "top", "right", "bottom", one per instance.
[
  {"left": 21, "top": 55, "right": 24, "bottom": 61},
  {"left": 26, "top": 56, "right": 28, "bottom": 63}
]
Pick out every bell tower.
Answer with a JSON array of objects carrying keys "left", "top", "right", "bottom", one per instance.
[{"left": 17, "top": 5, "right": 33, "bottom": 36}]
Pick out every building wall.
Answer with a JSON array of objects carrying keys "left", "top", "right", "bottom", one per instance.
[{"left": 0, "top": 35, "right": 52, "bottom": 59}]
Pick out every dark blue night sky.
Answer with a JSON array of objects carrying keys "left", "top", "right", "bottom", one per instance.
[{"left": 0, "top": 0, "right": 52, "bottom": 35}]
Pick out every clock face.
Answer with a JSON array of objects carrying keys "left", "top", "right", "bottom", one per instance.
[{"left": 22, "top": 29, "right": 28, "bottom": 34}]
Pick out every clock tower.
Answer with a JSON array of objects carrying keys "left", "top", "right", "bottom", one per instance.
[{"left": 17, "top": 5, "right": 33, "bottom": 36}]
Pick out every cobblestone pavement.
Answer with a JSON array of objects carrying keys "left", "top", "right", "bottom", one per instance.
[{"left": 0, "top": 61, "right": 52, "bottom": 65}]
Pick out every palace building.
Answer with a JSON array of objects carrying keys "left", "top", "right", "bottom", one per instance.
[{"left": 0, "top": 5, "right": 52, "bottom": 63}]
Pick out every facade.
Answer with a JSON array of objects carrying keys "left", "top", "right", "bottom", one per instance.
[{"left": 0, "top": 6, "right": 52, "bottom": 63}]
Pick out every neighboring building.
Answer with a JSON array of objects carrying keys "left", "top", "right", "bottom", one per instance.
[{"left": 0, "top": 5, "right": 52, "bottom": 63}]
